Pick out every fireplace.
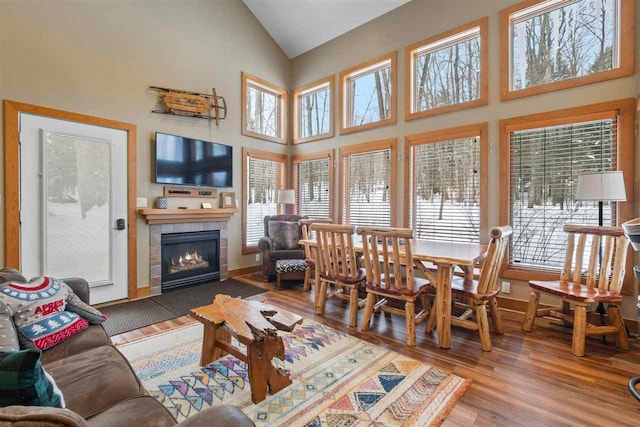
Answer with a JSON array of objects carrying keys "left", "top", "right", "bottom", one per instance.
[{"left": 161, "top": 230, "right": 220, "bottom": 291}]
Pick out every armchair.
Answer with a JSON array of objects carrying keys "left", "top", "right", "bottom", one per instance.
[{"left": 258, "top": 215, "right": 306, "bottom": 279}]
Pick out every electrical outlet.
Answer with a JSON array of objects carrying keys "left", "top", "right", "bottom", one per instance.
[
  {"left": 136, "top": 197, "right": 148, "bottom": 208},
  {"left": 501, "top": 281, "right": 511, "bottom": 294},
  {"left": 255, "top": 254, "right": 260, "bottom": 262}
]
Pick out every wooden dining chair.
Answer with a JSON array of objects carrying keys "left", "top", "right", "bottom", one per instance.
[
  {"left": 522, "top": 225, "right": 630, "bottom": 357},
  {"left": 311, "top": 223, "right": 366, "bottom": 327},
  {"left": 299, "top": 218, "right": 333, "bottom": 295},
  {"left": 425, "top": 226, "right": 512, "bottom": 352},
  {"left": 357, "top": 227, "right": 431, "bottom": 347}
]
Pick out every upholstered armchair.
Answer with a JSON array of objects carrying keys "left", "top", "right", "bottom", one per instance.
[{"left": 258, "top": 214, "right": 307, "bottom": 279}]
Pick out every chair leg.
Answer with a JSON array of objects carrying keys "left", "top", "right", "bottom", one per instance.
[
  {"left": 276, "top": 274, "right": 282, "bottom": 290},
  {"left": 606, "top": 304, "right": 629, "bottom": 351},
  {"left": 349, "top": 287, "right": 359, "bottom": 328},
  {"left": 522, "top": 290, "right": 540, "bottom": 332},
  {"left": 405, "top": 301, "right": 416, "bottom": 347},
  {"left": 361, "top": 292, "right": 376, "bottom": 331},
  {"left": 303, "top": 266, "right": 311, "bottom": 292},
  {"left": 475, "top": 304, "right": 491, "bottom": 352},
  {"left": 315, "top": 280, "right": 328, "bottom": 315},
  {"left": 571, "top": 305, "right": 587, "bottom": 357},
  {"left": 489, "top": 297, "right": 504, "bottom": 335},
  {"left": 425, "top": 295, "right": 437, "bottom": 334}
]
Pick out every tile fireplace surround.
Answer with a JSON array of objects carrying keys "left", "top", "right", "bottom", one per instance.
[{"left": 149, "top": 221, "right": 228, "bottom": 295}]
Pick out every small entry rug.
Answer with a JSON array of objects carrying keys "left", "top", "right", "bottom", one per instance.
[
  {"left": 119, "top": 319, "right": 470, "bottom": 426},
  {"left": 101, "top": 279, "right": 265, "bottom": 336}
]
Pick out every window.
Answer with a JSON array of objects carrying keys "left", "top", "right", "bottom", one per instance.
[
  {"left": 339, "top": 139, "right": 397, "bottom": 226},
  {"left": 405, "top": 18, "right": 488, "bottom": 120},
  {"left": 406, "top": 123, "right": 488, "bottom": 243},
  {"left": 241, "top": 72, "right": 287, "bottom": 144},
  {"left": 242, "top": 148, "right": 287, "bottom": 253},
  {"left": 292, "top": 150, "right": 334, "bottom": 219},
  {"left": 293, "top": 77, "right": 334, "bottom": 144},
  {"left": 499, "top": 99, "right": 635, "bottom": 289},
  {"left": 501, "top": 0, "right": 635, "bottom": 100},
  {"left": 339, "top": 52, "right": 397, "bottom": 135}
]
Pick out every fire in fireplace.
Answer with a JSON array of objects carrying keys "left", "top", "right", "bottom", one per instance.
[{"left": 161, "top": 230, "right": 220, "bottom": 291}]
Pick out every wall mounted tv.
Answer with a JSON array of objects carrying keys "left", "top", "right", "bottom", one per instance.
[{"left": 155, "top": 132, "right": 232, "bottom": 187}]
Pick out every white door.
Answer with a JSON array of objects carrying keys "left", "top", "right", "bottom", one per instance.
[{"left": 19, "top": 113, "right": 129, "bottom": 305}]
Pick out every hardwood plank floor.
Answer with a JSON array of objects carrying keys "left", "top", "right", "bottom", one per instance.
[{"left": 112, "top": 278, "right": 640, "bottom": 426}]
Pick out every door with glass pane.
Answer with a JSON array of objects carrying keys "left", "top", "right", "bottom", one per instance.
[{"left": 19, "top": 113, "right": 128, "bottom": 304}]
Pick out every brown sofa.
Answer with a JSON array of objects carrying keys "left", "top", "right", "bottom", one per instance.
[{"left": 0, "top": 269, "right": 254, "bottom": 427}]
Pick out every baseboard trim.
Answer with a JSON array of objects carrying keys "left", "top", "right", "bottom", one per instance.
[
  {"left": 497, "top": 296, "right": 638, "bottom": 334},
  {"left": 228, "top": 265, "right": 260, "bottom": 278},
  {"left": 133, "top": 286, "right": 151, "bottom": 300}
]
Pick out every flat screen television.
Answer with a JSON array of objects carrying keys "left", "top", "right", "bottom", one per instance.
[{"left": 155, "top": 132, "right": 232, "bottom": 187}]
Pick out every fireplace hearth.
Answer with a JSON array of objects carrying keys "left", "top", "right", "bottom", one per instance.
[{"left": 161, "top": 230, "right": 220, "bottom": 291}]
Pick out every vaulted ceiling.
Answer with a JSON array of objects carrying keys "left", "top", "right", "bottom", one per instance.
[{"left": 242, "top": 0, "right": 412, "bottom": 58}]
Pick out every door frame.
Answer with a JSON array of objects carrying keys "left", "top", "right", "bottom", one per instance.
[{"left": 3, "top": 100, "right": 138, "bottom": 299}]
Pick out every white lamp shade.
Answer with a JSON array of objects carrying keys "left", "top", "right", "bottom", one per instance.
[
  {"left": 277, "top": 189, "right": 296, "bottom": 205},
  {"left": 575, "top": 171, "right": 626, "bottom": 202}
]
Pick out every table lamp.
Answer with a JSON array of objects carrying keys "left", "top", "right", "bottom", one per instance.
[{"left": 277, "top": 189, "right": 296, "bottom": 214}]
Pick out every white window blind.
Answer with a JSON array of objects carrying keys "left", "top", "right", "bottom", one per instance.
[
  {"left": 341, "top": 149, "right": 392, "bottom": 227},
  {"left": 409, "top": 136, "right": 480, "bottom": 243},
  {"left": 510, "top": 118, "right": 617, "bottom": 271},
  {"left": 245, "top": 156, "right": 282, "bottom": 247},
  {"left": 294, "top": 158, "right": 331, "bottom": 219}
]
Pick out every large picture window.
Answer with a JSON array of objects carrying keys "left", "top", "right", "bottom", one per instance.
[
  {"left": 405, "top": 18, "right": 488, "bottom": 120},
  {"left": 405, "top": 124, "right": 488, "bottom": 243},
  {"left": 339, "top": 52, "right": 397, "bottom": 135},
  {"left": 339, "top": 139, "right": 397, "bottom": 226},
  {"left": 500, "top": 0, "right": 635, "bottom": 100},
  {"left": 293, "top": 77, "right": 333, "bottom": 144},
  {"left": 242, "top": 72, "right": 287, "bottom": 144},
  {"left": 292, "top": 150, "right": 334, "bottom": 218},
  {"left": 499, "top": 99, "right": 635, "bottom": 292},
  {"left": 242, "top": 148, "right": 287, "bottom": 253}
]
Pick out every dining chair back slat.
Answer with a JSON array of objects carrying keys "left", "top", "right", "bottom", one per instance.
[
  {"left": 356, "top": 227, "right": 414, "bottom": 292},
  {"left": 476, "top": 226, "right": 512, "bottom": 295},
  {"left": 311, "top": 223, "right": 358, "bottom": 281}
]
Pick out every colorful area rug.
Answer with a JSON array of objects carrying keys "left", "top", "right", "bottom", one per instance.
[{"left": 118, "top": 319, "right": 470, "bottom": 426}]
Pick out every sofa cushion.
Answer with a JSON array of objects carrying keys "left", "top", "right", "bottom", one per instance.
[
  {"left": 41, "top": 325, "right": 111, "bottom": 366},
  {"left": 268, "top": 221, "right": 301, "bottom": 250},
  {"left": 45, "top": 345, "right": 144, "bottom": 419},
  {"left": 0, "top": 349, "right": 65, "bottom": 408},
  {"left": 0, "top": 268, "right": 28, "bottom": 283},
  {"left": 0, "top": 406, "right": 87, "bottom": 427},
  {"left": 86, "top": 396, "right": 175, "bottom": 427}
]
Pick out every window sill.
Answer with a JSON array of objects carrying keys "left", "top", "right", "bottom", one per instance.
[
  {"left": 293, "top": 131, "right": 333, "bottom": 145},
  {"left": 339, "top": 117, "right": 397, "bottom": 136},
  {"left": 405, "top": 97, "right": 487, "bottom": 121},
  {"left": 500, "top": 266, "right": 560, "bottom": 283},
  {"left": 242, "top": 129, "right": 286, "bottom": 145},
  {"left": 242, "top": 245, "right": 260, "bottom": 255}
]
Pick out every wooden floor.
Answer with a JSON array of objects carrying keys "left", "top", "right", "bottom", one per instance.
[{"left": 113, "top": 277, "right": 640, "bottom": 426}]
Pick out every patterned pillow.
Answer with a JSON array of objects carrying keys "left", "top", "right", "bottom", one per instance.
[
  {"left": 0, "top": 349, "right": 65, "bottom": 408},
  {"left": 268, "top": 221, "right": 302, "bottom": 250},
  {"left": 0, "top": 303, "right": 19, "bottom": 352}
]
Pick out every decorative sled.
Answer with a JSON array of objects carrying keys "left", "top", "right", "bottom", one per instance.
[{"left": 150, "top": 86, "right": 227, "bottom": 125}]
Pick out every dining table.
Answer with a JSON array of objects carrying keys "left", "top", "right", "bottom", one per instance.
[{"left": 299, "top": 235, "right": 486, "bottom": 349}]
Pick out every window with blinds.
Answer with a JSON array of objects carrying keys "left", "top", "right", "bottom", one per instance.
[
  {"left": 294, "top": 157, "right": 331, "bottom": 219},
  {"left": 509, "top": 118, "right": 616, "bottom": 271},
  {"left": 341, "top": 148, "right": 392, "bottom": 227},
  {"left": 245, "top": 155, "right": 283, "bottom": 249},
  {"left": 409, "top": 136, "right": 480, "bottom": 243}
]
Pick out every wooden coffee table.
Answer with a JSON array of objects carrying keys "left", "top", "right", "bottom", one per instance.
[{"left": 189, "top": 294, "right": 303, "bottom": 403}]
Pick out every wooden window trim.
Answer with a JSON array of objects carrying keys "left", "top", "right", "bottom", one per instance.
[
  {"left": 338, "top": 138, "right": 398, "bottom": 225},
  {"left": 499, "top": 98, "right": 636, "bottom": 294},
  {"left": 3, "top": 100, "right": 140, "bottom": 299},
  {"left": 242, "top": 147, "right": 287, "bottom": 254},
  {"left": 404, "top": 18, "right": 489, "bottom": 121},
  {"left": 338, "top": 52, "right": 398, "bottom": 135},
  {"left": 292, "top": 76, "right": 334, "bottom": 144},
  {"left": 404, "top": 123, "right": 489, "bottom": 244},
  {"left": 291, "top": 149, "right": 335, "bottom": 217},
  {"left": 241, "top": 72, "right": 288, "bottom": 144},
  {"left": 500, "top": 0, "right": 635, "bottom": 101}
]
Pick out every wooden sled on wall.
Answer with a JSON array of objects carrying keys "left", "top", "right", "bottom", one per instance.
[{"left": 150, "top": 86, "right": 227, "bottom": 125}]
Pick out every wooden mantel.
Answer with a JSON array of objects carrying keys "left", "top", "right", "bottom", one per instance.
[{"left": 138, "top": 208, "right": 238, "bottom": 224}]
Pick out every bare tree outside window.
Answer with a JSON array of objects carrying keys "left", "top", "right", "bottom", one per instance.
[
  {"left": 246, "top": 84, "right": 280, "bottom": 138},
  {"left": 510, "top": 119, "right": 615, "bottom": 270},
  {"left": 300, "top": 86, "right": 330, "bottom": 139},
  {"left": 414, "top": 32, "right": 481, "bottom": 112},
  {"left": 343, "top": 149, "right": 392, "bottom": 226},
  {"left": 296, "top": 159, "right": 331, "bottom": 218},
  {"left": 246, "top": 157, "right": 280, "bottom": 247},
  {"left": 511, "top": 0, "right": 617, "bottom": 91},
  {"left": 410, "top": 137, "right": 480, "bottom": 243},
  {"left": 348, "top": 63, "right": 392, "bottom": 127}
]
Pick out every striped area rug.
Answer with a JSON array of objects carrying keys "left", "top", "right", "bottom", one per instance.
[{"left": 118, "top": 319, "right": 470, "bottom": 426}]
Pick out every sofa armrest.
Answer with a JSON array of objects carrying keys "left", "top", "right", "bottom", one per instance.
[
  {"left": 175, "top": 404, "right": 255, "bottom": 427},
  {"left": 0, "top": 406, "right": 87, "bottom": 427},
  {"left": 258, "top": 236, "right": 273, "bottom": 251},
  {"left": 62, "top": 277, "right": 90, "bottom": 305}
]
